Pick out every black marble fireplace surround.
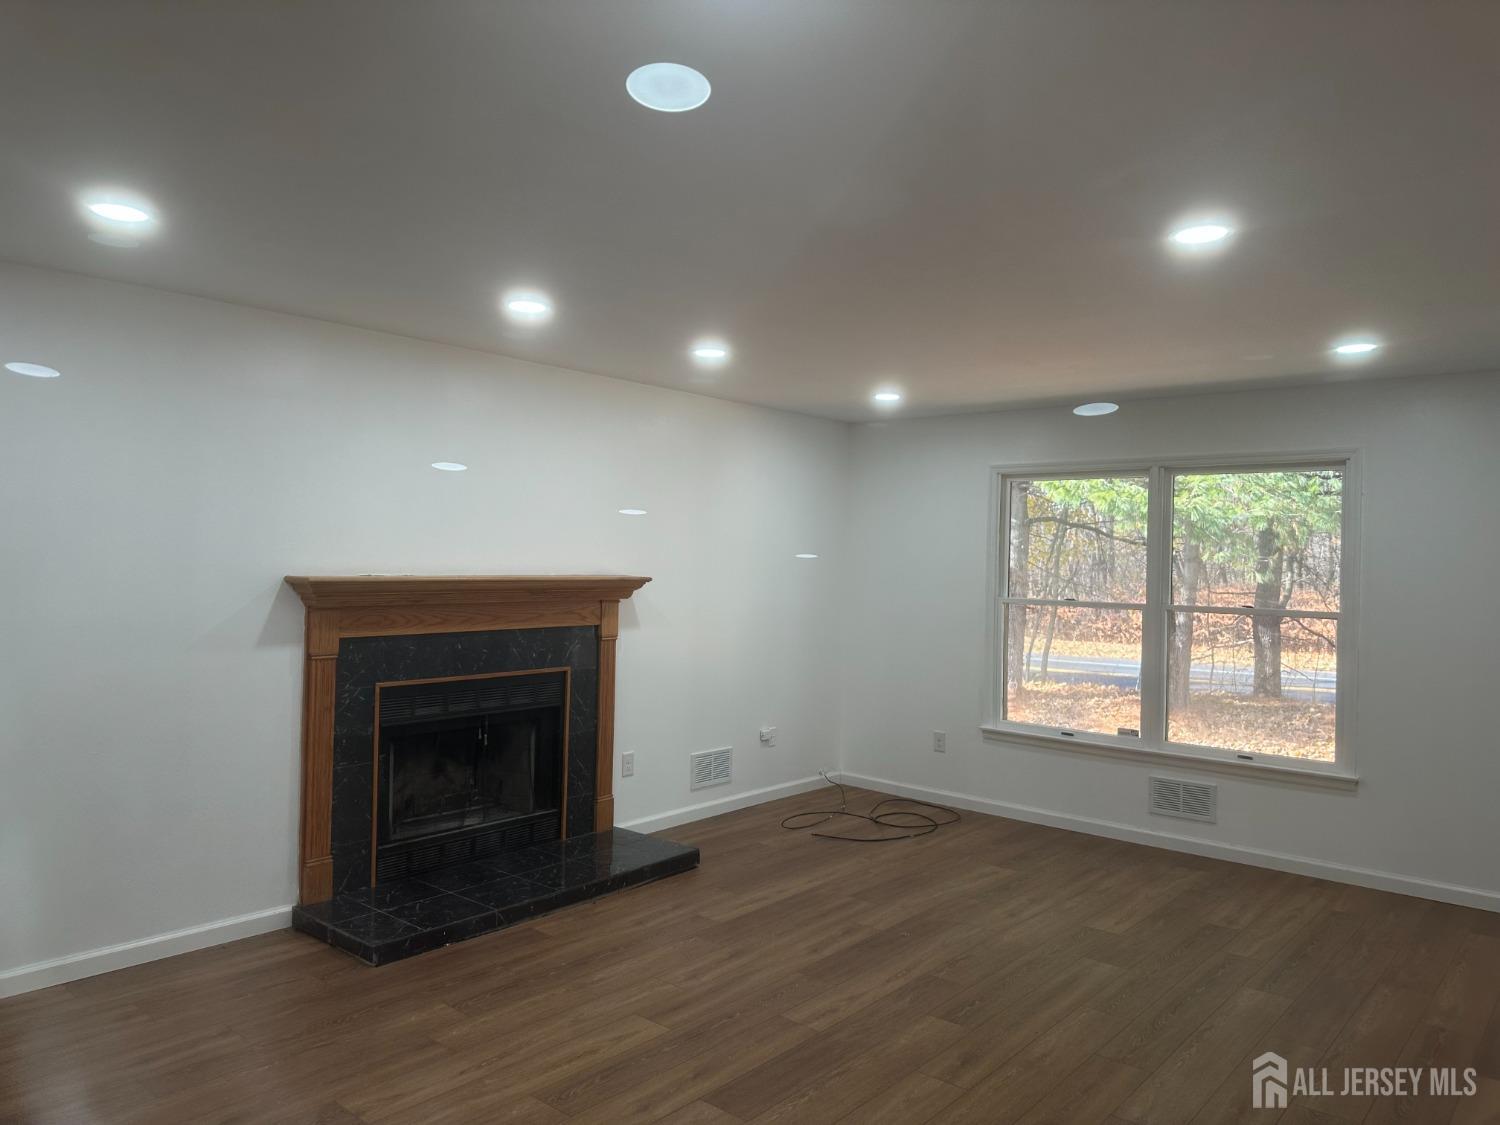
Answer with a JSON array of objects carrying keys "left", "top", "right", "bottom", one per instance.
[
  {"left": 292, "top": 624, "right": 699, "bottom": 965},
  {"left": 327, "top": 626, "right": 598, "bottom": 895}
]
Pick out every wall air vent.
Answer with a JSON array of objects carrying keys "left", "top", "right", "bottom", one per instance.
[
  {"left": 690, "top": 747, "right": 732, "bottom": 791},
  {"left": 1149, "top": 776, "right": 1217, "bottom": 823}
]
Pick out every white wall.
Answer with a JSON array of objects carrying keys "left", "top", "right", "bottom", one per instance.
[
  {"left": 842, "top": 372, "right": 1500, "bottom": 907},
  {"left": 0, "top": 263, "right": 848, "bottom": 987}
]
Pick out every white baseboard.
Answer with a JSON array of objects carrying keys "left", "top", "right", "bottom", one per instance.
[
  {"left": 619, "top": 774, "right": 834, "bottom": 835},
  {"left": 1, "top": 904, "right": 294, "bottom": 999},
  {"left": 836, "top": 771, "right": 1500, "bottom": 914}
]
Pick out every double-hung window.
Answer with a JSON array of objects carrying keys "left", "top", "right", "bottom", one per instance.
[{"left": 992, "top": 457, "right": 1353, "bottom": 775}]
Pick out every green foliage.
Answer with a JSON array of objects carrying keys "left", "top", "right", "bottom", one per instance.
[
  {"left": 1014, "top": 469, "right": 1342, "bottom": 609},
  {"left": 1172, "top": 470, "right": 1341, "bottom": 571},
  {"left": 1028, "top": 476, "right": 1150, "bottom": 526}
]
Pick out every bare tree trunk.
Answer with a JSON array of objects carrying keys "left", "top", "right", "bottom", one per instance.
[
  {"left": 1170, "top": 538, "right": 1203, "bottom": 710},
  {"left": 1252, "top": 525, "right": 1284, "bottom": 698},
  {"left": 1035, "top": 508, "right": 1069, "bottom": 682},
  {"left": 1039, "top": 606, "right": 1059, "bottom": 681}
]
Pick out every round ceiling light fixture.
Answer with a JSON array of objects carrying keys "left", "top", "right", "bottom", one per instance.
[
  {"left": 872, "top": 390, "right": 903, "bottom": 407},
  {"left": 501, "top": 291, "right": 554, "bottom": 323},
  {"left": 626, "top": 63, "right": 712, "bottom": 112},
  {"left": 1073, "top": 402, "right": 1120, "bottom": 416},
  {"left": 85, "top": 201, "right": 152, "bottom": 224},
  {"left": 430, "top": 462, "right": 468, "bottom": 471},
  {"left": 794, "top": 553, "right": 820, "bottom": 559},
  {"left": 6, "top": 361, "right": 61, "bottom": 379},
  {"left": 618, "top": 508, "right": 648, "bottom": 516},
  {"left": 78, "top": 190, "right": 160, "bottom": 242},
  {"left": 1331, "top": 338, "right": 1382, "bottom": 357},
  {"left": 1167, "top": 222, "right": 1234, "bottom": 246},
  {"left": 690, "top": 340, "right": 731, "bottom": 365}
]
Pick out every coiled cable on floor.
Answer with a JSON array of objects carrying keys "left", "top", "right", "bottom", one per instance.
[{"left": 780, "top": 772, "right": 961, "bottom": 842}]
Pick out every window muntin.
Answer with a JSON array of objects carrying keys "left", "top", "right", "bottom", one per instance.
[{"left": 996, "top": 460, "right": 1350, "bottom": 770}]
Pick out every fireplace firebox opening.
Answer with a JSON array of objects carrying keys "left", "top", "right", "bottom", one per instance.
[{"left": 373, "top": 669, "right": 568, "bottom": 882}]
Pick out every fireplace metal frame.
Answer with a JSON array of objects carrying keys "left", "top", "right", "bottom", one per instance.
[{"left": 371, "top": 666, "right": 572, "bottom": 884}]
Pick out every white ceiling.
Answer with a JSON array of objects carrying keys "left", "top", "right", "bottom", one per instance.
[{"left": 3, "top": 1, "right": 1498, "bottom": 420}]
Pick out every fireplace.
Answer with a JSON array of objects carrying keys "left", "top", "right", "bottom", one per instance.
[
  {"left": 285, "top": 574, "right": 700, "bottom": 966},
  {"left": 284, "top": 574, "right": 653, "bottom": 904},
  {"left": 375, "top": 670, "right": 567, "bottom": 881}
]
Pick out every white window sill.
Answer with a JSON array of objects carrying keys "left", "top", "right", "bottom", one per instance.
[{"left": 979, "top": 724, "right": 1359, "bottom": 790}]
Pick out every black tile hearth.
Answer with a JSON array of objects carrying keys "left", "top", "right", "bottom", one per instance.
[{"left": 291, "top": 827, "right": 699, "bottom": 966}]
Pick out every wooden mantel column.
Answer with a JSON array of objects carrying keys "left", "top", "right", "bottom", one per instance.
[{"left": 284, "top": 575, "right": 650, "bottom": 905}]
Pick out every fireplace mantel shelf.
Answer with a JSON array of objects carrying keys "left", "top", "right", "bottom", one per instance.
[{"left": 285, "top": 574, "right": 651, "bottom": 610}]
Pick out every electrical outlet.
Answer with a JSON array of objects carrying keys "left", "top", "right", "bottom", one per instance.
[
  {"left": 759, "top": 726, "right": 777, "bottom": 747},
  {"left": 933, "top": 731, "right": 947, "bottom": 753},
  {"left": 621, "top": 751, "right": 635, "bottom": 778}
]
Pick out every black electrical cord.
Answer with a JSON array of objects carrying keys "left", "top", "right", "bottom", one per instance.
[{"left": 780, "top": 772, "right": 961, "bottom": 842}]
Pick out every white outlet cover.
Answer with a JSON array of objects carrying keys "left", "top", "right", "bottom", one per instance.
[{"left": 621, "top": 751, "right": 635, "bottom": 777}]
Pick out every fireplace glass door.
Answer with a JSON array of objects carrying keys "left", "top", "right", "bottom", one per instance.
[{"left": 375, "top": 670, "right": 566, "bottom": 880}]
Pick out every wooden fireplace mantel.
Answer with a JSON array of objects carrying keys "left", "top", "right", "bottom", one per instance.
[{"left": 285, "top": 574, "right": 650, "bottom": 904}]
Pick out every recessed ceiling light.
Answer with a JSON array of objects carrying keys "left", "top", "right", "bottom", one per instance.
[
  {"left": 1073, "top": 402, "right": 1119, "bottom": 416},
  {"left": 872, "top": 390, "right": 903, "bottom": 406},
  {"left": 6, "top": 361, "right": 61, "bottom": 379},
  {"left": 501, "top": 291, "right": 554, "bottom": 323},
  {"left": 1331, "top": 339, "right": 1381, "bottom": 357},
  {"left": 78, "top": 191, "right": 160, "bottom": 239},
  {"left": 85, "top": 201, "right": 152, "bottom": 224},
  {"left": 626, "top": 63, "right": 711, "bottom": 113},
  {"left": 690, "top": 340, "right": 731, "bottom": 364},
  {"left": 1168, "top": 222, "right": 1235, "bottom": 247},
  {"left": 430, "top": 462, "right": 468, "bottom": 471},
  {"left": 618, "top": 508, "right": 648, "bottom": 516},
  {"left": 794, "top": 553, "right": 820, "bottom": 559}
]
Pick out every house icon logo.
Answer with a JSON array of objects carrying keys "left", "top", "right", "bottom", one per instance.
[{"left": 1252, "top": 1051, "right": 1288, "bottom": 1109}]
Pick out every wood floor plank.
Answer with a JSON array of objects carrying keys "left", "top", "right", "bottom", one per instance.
[
  {"left": 1113, "top": 986, "right": 1290, "bottom": 1125},
  {"left": 1450, "top": 1076, "right": 1500, "bottom": 1125},
  {"left": 938, "top": 1007, "right": 1129, "bottom": 1125},
  {"left": 832, "top": 1071, "right": 964, "bottom": 1125},
  {"left": 708, "top": 975, "right": 962, "bottom": 1123},
  {"left": 1014, "top": 1053, "right": 1148, "bottom": 1125}
]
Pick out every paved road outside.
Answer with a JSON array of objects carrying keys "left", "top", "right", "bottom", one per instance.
[{"left": 1024, "top": 653, "right": 1336, "bottom": 702}]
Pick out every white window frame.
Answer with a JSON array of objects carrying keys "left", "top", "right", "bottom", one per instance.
[{"left": 983, "top": 451, "right": 1359, "bottom": 787}]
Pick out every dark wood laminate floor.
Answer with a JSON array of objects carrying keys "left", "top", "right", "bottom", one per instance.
[{"left": 4, "top": 786, "right": 1499, "bottom": 1124}]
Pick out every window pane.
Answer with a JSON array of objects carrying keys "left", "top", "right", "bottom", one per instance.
[
  {"left": 1171, "top": 469, "right": 1342, "bottom": 612},
  {"left": 1167, "top": 612, "right": 1337, "bottom": 762},
  {"left": 1005, "top": 606, "right": 1142, "bottom": 738},
  {"left": 1007, "top": 476, "right": 1149, "bottom": 603}
]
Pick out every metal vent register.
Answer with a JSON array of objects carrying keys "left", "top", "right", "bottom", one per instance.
[
  {"left": 1149, "top": 776, "right": 1217, "bottom": 823},
  {"left": 690, "top": 747, "right": 733, "bottom": 791}
]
